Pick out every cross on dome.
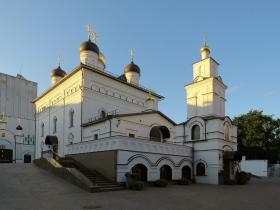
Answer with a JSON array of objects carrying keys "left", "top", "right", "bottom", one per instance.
[{"left": 130, "top": 49, "right": 135, "bottom": 62}]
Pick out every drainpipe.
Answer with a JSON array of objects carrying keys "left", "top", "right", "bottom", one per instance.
[
  {"left": 14, "top": 135, "right": 16, "bottom": 163},
  {"left": 204, "top": 120, "right": 207, "bottom": 140},
  {"left": 184, "top": 121, "right": 195, "bottom": 182},
  {"left": 109, "top": 118, "right": 112, "bottom": 137},
  {"left": 183, "top": 123, "right": 186, "bottom": 144}
]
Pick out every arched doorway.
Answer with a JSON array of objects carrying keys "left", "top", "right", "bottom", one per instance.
[
  {"left": 0, "top": 148, "right": 12, "bottom": 163},
  {"left": 131, "top": 164, "right": 148, "bottom": 182},
  {"left": 0, "top": 140, "right": 13, "bottom": 163},
  {"left": 160, "top": 165, "right": 172, "bottom": 181},
  {"left": 24, "top": 154, "right": 31, "bottom": 163},
  {"left": 182, "top": 166, "right": 191, "bottom": 180}
]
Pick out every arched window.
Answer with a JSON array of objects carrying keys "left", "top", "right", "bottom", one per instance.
[
  {"left": 69, "top": 109, "right": 74, "bottom": 127},
  {"left": 150, "top": 126, "right": 170, "bottom": 142},
  {"left": 224, "top": 125, "right": 230, "bottom": 140},
  {"left": 150, "top": 127, "right": 162, "bottom": 142},
  {"left": 68, "top": 133, "right": 74, "bottom": 144},
  {"left": 53, "top": 117, "right": 57, "bottom": 134},
  {"left": 191, "top": 125, "right": 200, "bottom": 140},
  {"left": 100, "top": 110, "right": 106, "bottom": 118},
  {"left": 41, "top": 123, "right": 44, "bottom": 137},
  {"left": 196, "top": 162, "right": 206, "bottom": 176}
]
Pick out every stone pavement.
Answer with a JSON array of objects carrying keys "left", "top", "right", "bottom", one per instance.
[{"left": 0, "top": 164, "right": 279, "bottom": 210}]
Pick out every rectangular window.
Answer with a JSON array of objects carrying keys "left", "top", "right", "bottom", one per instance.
[
  {"left": 53, "top": 118, "right": 57, "bottom": 133},
  {"left": 129, "top": 133, "right": 135, "bottom": 138},
  {"left": 94, "top": 134, "right": 98, "bottom": 140},
  {"left": 69, "top": 110, "right": 74, "bottom": 127}
]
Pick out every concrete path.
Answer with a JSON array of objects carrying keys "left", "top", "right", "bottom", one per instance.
[{"left": 0, "top": 163, "right": 279, "bottom": 210}]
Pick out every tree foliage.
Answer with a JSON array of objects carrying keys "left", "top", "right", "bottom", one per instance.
[{"left": 233, "top": 110, "right": 280, "bottom": 163}]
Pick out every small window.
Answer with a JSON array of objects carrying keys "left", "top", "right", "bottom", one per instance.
[
  {"left": 41, "top": 123, "right": 44, "bottom": 137},
  {"left": 94, "top": 134, "right": 98, "bottom": 140},
  {"left": 53, "top": 117, "right": 57, "bottom": 133},
  {"left": 196, "top": 162, "right": 206, "bottom": 176},
  {"left": 100, "top": 110, "right": 106, "bottom": 118},
  {"left": 69, "top": 110, "right": 74, "bottom": 127},
  {"left": 191, "top": 125, "right": 200, "bottom": 140},
  {"left": 224, "top": 125, "right": 230, "bottom": 140},
  {"left": 129, "top": 133, "right": 135, "bottom": 138}
]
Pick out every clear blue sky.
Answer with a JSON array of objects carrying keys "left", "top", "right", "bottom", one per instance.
[{"left": 0, "top": 0, "right": 279, "bottom": 123}]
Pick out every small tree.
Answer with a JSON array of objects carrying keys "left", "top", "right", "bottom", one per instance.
[{"left": 233, "top": 110, "right": 280, "bottom": 163}]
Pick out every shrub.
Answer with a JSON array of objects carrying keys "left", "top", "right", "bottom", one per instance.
[
  {"left": 177, "top": 178, "right": 191, "bottom": 185},
  {"left": 125, "top": 173, "right": 145, "bottom": 190},
  {"left": 235, "top": 171, "right": 251, "bottom": 185},
  {"left": 133, "top": 181, "right": 145, "bottom": 191},
  {"left": 154, "top": 179, "right": 168, "bottom": 187}
]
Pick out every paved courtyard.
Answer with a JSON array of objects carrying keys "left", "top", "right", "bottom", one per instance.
[{"left": 0, "top": 164, "right": 279, "bottom": 210}]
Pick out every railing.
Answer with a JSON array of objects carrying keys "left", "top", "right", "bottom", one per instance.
[
  {"left": 87, "top": 109, "right": 119, "bottom": 123},
  {"left": 66, "top": 135, "right": 193, "bottom": 157}
]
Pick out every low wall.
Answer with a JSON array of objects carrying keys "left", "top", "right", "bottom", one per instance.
[
  {"left": 69, "top": 150, "right": 117, "bottom": 181},
  {"left": 268, "top": 164, "right": 280, "bottom": 177},
  {"left": 34, "top": 158, "right": 92, "bottom": 191},
  {"left": 240, "top": 157, "right": 268, "bottom": 177}
]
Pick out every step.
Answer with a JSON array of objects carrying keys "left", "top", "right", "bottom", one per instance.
[{"left": 90, "top": 186, "right": 124, "bottom": 193}]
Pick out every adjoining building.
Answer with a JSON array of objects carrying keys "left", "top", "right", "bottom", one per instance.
[
  {"left": 33, "top": 30, "right": 239, "bottom": 184},
  {"left": 0, "top": 73, "right": 37, "bottom": 163}
]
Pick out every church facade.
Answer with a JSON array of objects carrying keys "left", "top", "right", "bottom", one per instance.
[
  {"left": 34, "top": 30, "right": 238, "bottom": 184},
  {"left": 0, "top": 73, "right": 37, "bottom": 163}
]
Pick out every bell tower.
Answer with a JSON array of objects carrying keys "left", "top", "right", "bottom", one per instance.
[{"left": 185, "top": 42, "right": 227, "bottom": 119}]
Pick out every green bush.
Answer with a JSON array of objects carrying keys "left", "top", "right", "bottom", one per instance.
[
  {"left": 235, "top": 171, "right": 251, "bottom": 185},
  {"left": 154, "top": 179, "right": 168, "bottom": 187},
  {"left": 125, "top": 173, "right": 145, "bottom": 190},
  {"left": 133, "top": 181, "right": 145, "bottom": 191},
  {"left": 177, "top": 178, "right": 191, "bottom": 185}
]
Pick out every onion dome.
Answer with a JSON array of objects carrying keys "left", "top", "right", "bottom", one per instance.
[
  {"left": 80, "top": 39, "right": 99, "bottom": 54},
  {"left": 98, "top": 52, "right": 106, "bottom": 65},
  {"left": 50, "top": 66, "right": 66, "bottom": 77},
  {"left": 200, "top": 44, "right": 211, "bottom": 54},
  {"left": 16, "top": 125, "right": 23, "bottom": 130},
  {"left": 124, "top": 62, "right": 141, "bottom": 74}
]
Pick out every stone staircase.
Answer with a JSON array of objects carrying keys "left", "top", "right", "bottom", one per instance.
[{"left": 58, "top": 157, "right": 123, "bottom": 192}]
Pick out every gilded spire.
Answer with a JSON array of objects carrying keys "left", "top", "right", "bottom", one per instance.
[{"left": 200, "top": 36, "right": 211, "bottom": 59}]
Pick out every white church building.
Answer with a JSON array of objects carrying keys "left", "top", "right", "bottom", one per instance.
[
  {"left": 0, "top": 73, "right": 37, "bottom": 163},
  {"left": 34, "top": 30, "right": 239, "bottom": 184}
]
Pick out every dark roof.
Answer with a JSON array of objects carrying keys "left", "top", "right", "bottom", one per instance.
[
  {"left": 178, "top": 115, "right": 233, "bottom": 125},
  {"left": 124, "top": 62, "right": 141, "bottom": 74},
  {"left": 192, "top": 56, "right": 219, "bottom": 66},
  {"left": 16, "top": 125, "right": 23, "bottom": 130},
  {"left": 118, "top": 74, "right": 127, "bottom": 81},
  {"left": 80, "top": 39, "right": 99, "bottom": 54},
  {"left": 45, "top": 136, "right": 58, "bottom": 145},
  {"left": 184, "top": 76, "right": 227, "bottom": 88},
  {"left": 82, "top": 110, "right": 176, "bottom": 127},
  {"left": 33, "top": 64, "right": 163, "bottom": 103},
  {"left": 50, "top": 66, "right": 66, "bottom": 77}
]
